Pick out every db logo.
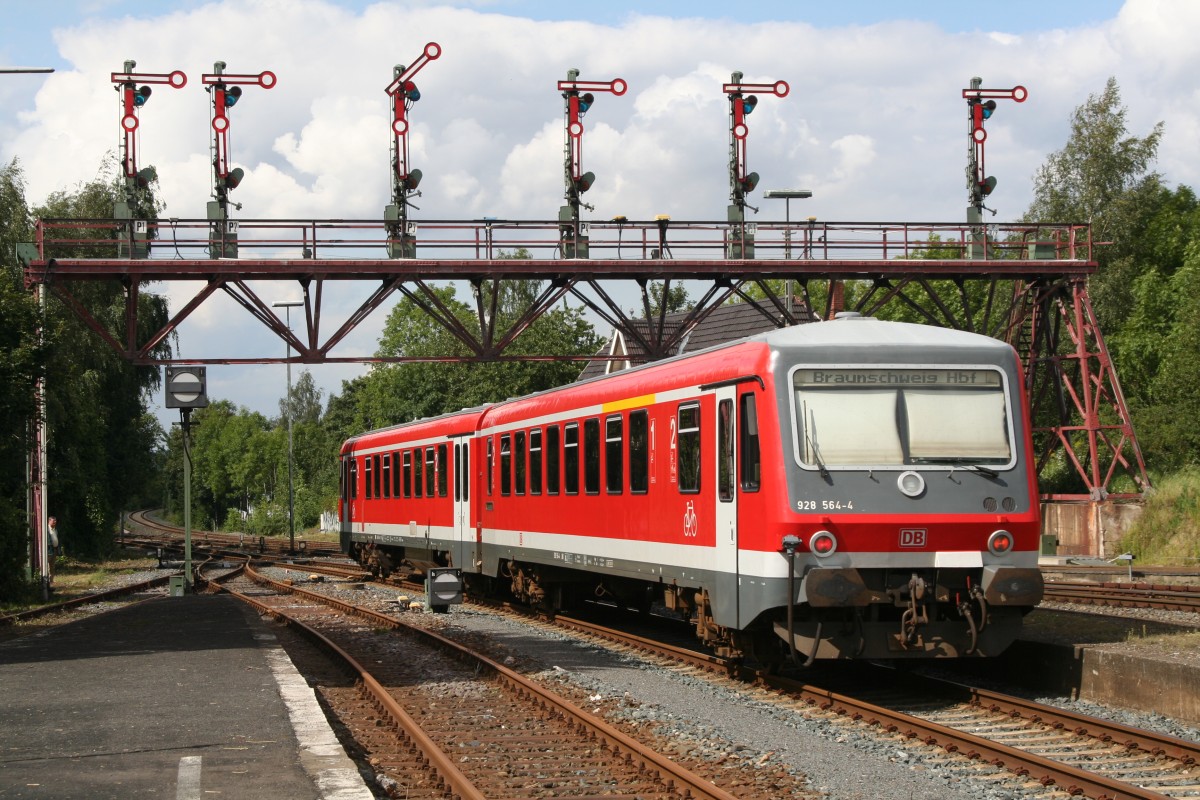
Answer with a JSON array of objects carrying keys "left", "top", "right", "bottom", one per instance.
[{"left": 899, "top": 529, "right": 927, "bottom": 548}]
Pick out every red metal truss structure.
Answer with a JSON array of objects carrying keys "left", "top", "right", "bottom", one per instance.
[{"left": 18, "top": 216, "right": 1148, "bottom": 500}]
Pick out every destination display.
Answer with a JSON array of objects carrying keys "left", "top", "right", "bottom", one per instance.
[{"left": 794, "top": 368, "right": 1002, "bottom": 388}]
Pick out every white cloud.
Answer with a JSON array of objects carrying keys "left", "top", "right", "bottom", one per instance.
[{"left": 3, "top": 0, "right": 1195, "bottom": 423}]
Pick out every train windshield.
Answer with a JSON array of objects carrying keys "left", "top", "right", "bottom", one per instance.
[{"left": 791, "top": 367, "right": 1012, "bottom": 469}]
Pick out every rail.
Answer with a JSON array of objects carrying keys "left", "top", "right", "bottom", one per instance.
[{"left": 29, "top": 217, "right": 1093, "bottom": 263}]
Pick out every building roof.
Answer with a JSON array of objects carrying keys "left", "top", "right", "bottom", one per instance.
[{"left": 576, "top": 300, "right": 815, "bottom": 382}]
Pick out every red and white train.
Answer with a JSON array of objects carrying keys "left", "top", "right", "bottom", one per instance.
[{"left": 339, "top": 314, "right": 1044, "bottom": 662}]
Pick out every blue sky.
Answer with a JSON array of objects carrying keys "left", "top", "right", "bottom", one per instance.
[
  {"left": 0, "top": 0, "right": 1186, "bottom": 422},
  {"left": 3, "top": 0, "right": 1128, "bottom": 71}
]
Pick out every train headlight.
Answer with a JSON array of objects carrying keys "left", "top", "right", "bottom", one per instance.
[
  {"left": 988, "top": 529, "right": 1014, "bottom": 556},
  {"left": 809, "top": 530, "right": 837, "bottom": 557},
  {"left": 897, "top": 470, "right": 925, "bottom": 498}
]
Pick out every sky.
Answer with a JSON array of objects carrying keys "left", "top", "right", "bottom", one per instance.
[{"left": 1, "top": 0, "right": 1191, "bottom": 430}]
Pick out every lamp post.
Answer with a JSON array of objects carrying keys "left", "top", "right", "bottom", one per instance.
[
  {"left": 763, "top": 189, "right": 813, "bottom": 317},
  {"left": 272, "top": 301, "right": 302, "bottom": 554}
]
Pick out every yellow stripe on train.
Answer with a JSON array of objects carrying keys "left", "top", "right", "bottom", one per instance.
[{"left": 601, "top": 393, "right": 657, "bottom": 413}]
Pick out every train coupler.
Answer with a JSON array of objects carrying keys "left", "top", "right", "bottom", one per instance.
[
  {"left": 955, "top": 585, "right": 989, "bottom": 655},
  {"left": 900, "top": 574, "right": 930, "bottom": 646}
]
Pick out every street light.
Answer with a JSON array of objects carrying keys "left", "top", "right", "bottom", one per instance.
[
  {"left": 272, "top": 300, "right": 302, "bottom": 554},
  {"left": 763, "top": 189, "right": 813, "bottom": 259},
  {"left": 763, "top": 189, "right": 813, "bottom": 317}
]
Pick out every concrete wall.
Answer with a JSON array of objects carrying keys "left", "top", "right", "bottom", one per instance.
[
  {"left": 1040, "top": 501, "right": 1145, "bottom": 559},
  {"left": 989, "top": 641, "right": 1200, "bottom": 726}
]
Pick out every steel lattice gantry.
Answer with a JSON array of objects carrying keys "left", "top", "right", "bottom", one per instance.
[{"left": 18, "top": 216, "right": 1148, "bottom": 500}]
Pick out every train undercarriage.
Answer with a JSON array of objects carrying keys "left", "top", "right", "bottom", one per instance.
[{"left": 347, "top": 538, "right": 1042, "bottom": 664}]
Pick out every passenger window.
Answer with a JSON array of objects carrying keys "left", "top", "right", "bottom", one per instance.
[
  {"left": 500, "top": 435, "right": 512, "bottom": 497},
  {"left": 364, "top": 456, "right": 374, "bottom": 499},
  {"left": 719, "top": 399, "right": 734, "bottom": 502},
  {"left": 461, "top": 444, "right": 469, "bottom": 502},
  {"left": 425, "top": 447, "right": 436, "bottom": 497},
  {"left": 529, "top": 428, "right": 543, "bottom": 495},
  {"left": 381, "top": 453, "right": 391, "bottom": 499},
  {"left": 546, "top": 425, "right": 560, "bottom": 495},
  {"left": 437, "top": 443, "right": 448, "bottom": 497},
  {"left": 564, "top": 423, "right": 580, "bottom": 495},
  {"left": 678, "top": 404, "right": 700, "bottom": 494},
  {"left": 349, "top": 458, "right": 358, "bottom": 499},
  {"left": 605, "top": 415, "right": 623, "bottom": 494},
  {"left": 403, "top": 451, "right": 412, "bottom": 498},
  {"left": 393, "top": 450, "right": 402, "bottom": 498},
  {"left": 584, "top": 418, "right": 600, "bottom": 494},
  {"left": 515, "top": 431, "right": 527, "bottom": 496},
  {"left": 414, "top": 450, "right": 423, "bottom": 498},
  {"left": 487, "top": 437, "right": 494, "bottom": 496},
  {"left": 629, "top": 410, "right": 648, "bottom": 494},
  {"left": 740, "top": 393, "right": 761, "bottom": 492}
]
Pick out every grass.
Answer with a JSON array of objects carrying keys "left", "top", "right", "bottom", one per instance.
[
  {"left": 1117, "top": 469, "right": 1200, "bottom": 565},
  {"left": 0, "top": 550, "right": 161, "bottom": 614},
  {"left": 51, "top": 553, "right": 160, "bottom": 593}
]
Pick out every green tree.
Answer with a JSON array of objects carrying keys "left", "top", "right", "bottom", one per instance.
[
  {"left": 360, "top": 276, "right": 601, "bottom": 431},
  {"left": 1021, "top": 79, "right": 1171, "bottom": 487},
  {"left": 32, "top": 160, "right": 172, "bottom": 555},
  {"left": 1024, "top": 77, "right": 1164, "bottom": 330},
  {"left": 0, "top": 159, "right": 42, "bottom": 597}
]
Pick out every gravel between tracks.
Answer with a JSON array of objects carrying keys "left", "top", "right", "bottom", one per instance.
[{"left": 271, "top": 570, "right": 1200, "bottom": 800}]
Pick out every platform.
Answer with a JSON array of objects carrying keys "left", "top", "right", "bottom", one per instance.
[{"left": 0, "top": 594, "right": 372, "bottom": 800}]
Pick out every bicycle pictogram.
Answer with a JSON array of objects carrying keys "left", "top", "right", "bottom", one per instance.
[{"left": 683, "top": 501, "right": 698, "bottom": 537}]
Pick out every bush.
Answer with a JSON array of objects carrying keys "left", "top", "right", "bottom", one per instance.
[{"left": 1117, "top": 469, "right": 1200, "bottom": 565}]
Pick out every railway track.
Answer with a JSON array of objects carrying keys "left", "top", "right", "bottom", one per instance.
[
  {"left": 1045, "top": 581, "right": 1200, "bottom": 614},
  {"left": 207, "top": 561, "right": 799, "bottom": 799},
  {"left": 526, "top": 607, "right": 1200, "bottom": 799},
  {"left": 124, "top": 509, "right": 342, "bottom": 557},
  {"left": 0, "top": 575, "right": 170, "bottom": 630},
  {"left": 254, "top": 565, "right": 1200, "bottom": 800},
  {"left": 139, "top": 515, "right": 1200, "bottom": 797}
]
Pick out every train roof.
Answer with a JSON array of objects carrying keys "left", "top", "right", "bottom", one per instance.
[
  {"left": 342, "top": 403, "right": 490, "bottom": 451},
  {"left": 748, "top": 313, "right": 1015, "bottom": 353},
  {"left": 341, "top": 316, "right": 1017, "bottom": 449}
]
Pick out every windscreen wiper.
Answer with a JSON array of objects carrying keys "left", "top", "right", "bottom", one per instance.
[
  {"left": 916, "top": 457, "right": 999, "bottom": 478},
  {"left": 805, "top": 408, "right": 831, "bottom": 481}
]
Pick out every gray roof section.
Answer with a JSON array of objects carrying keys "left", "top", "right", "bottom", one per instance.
[{"left": 577, "top": 300, "right": 814, "bottom": 382}]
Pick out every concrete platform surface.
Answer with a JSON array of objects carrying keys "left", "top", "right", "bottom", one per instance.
[{"left": 0, "top": 594, "right": 372, "bottom": 800}]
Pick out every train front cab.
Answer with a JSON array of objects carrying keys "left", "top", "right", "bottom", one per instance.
[{"left": 766, "top": 329, "right": 1044, "bottom": 661}]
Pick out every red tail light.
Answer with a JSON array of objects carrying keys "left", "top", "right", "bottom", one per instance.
[
  {"left": 988, "top": 529, "right": 1013, "bottom": 555},
  {"left": 810, "top": 530, "right": 837, "bottom": 557}
]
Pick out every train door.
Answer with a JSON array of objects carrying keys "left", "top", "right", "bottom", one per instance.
[
  {"left": 451, "top": 436, "right": 472, "bottom": 570},
  {"left": 714, "top": 386, "right": 740, "bottom": 627},
  {"left": 346, "top": 455, "right": 362, "bottom": 533}
]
